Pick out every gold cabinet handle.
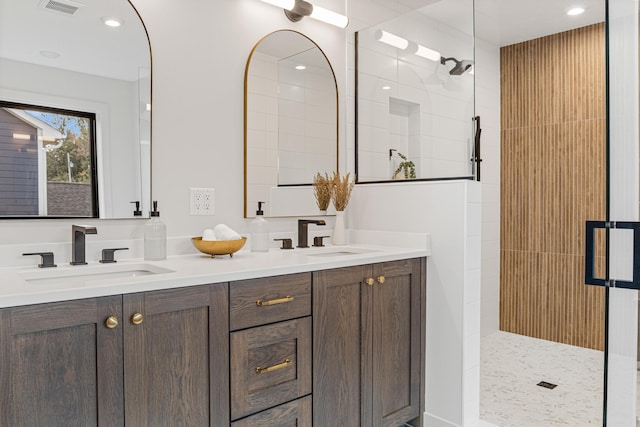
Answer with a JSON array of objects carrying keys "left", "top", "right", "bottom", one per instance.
[
  {"left": 377, "top": 275, "right": 386, "bottom": 284},
  {"left": 105, "top": 316, "right": 119, "bottom": 329},
  {"left": 131, "top": 312, "right": 144, "bottom": 325},
  {"left": 365, "top": 277, "right": 375, "bottom": 286},
  {"left": 256, "top": 295, "right": 294, "bottom": 306},
  {"left": 255, "top": 358, "right": 292, "bottom": 374}
]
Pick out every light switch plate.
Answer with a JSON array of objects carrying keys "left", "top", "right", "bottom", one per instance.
[{"left": 190, "top": 188, "right": 215, "bottom": 215}]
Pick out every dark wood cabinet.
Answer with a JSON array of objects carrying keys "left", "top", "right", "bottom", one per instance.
[
  {"left": 1, "top": 258, "right": 424, "bottom": 427},
  {"left": 0, "top": 283, "right": 229, "bottom": 427},
  {"left": 0, "top": 296, "right": 124, "bottom": 427},
  {"left": 313, "top": 258, "right": 425, "bottom": 427},
  {"left": 123, "top": 283, "right": 229, "bottom": 427}
]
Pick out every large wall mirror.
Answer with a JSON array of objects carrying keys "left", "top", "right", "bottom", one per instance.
[
  {"left": 356, "top": 0, "right": 475, "bottom": 182},
  {"left": 0, "top": 0, "right": 151, "bottom": 218},
  {"left": 244, "top": 30, "right": 338, "bottom": 218}
]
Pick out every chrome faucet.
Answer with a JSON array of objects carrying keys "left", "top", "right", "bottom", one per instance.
[
  {"left": 71, "top": 225, "right": 97, "bottom": 265},
  {"left": 297, "top": 219, "right": 326, "bottom": 248}
]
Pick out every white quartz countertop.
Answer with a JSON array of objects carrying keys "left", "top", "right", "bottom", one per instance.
[{"left": 0, "top": 240, "right": 430, "bottom": 308}]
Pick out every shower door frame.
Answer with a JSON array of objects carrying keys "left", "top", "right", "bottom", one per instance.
[{"left": 602, "top": 0, "right": 639, "bottom": 424}]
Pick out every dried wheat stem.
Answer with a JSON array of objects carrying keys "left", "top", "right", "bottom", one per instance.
[
  {"left": 332, "top": 172, "right": 355, "bottom": 211},
  {"left": 313, "top": 172, "right": 332, "bottom": 211}
]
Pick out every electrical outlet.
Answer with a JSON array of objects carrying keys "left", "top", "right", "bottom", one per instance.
[{"left": 190, "top": 188, "right": 215, "bottom": 215}]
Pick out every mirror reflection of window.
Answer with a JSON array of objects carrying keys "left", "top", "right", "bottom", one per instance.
[
  {"left": 0, "top": 102, "right": 97, "bottom": 217},
  {"left": 0, "top": 0, "right": 151, "bottom": 219}
]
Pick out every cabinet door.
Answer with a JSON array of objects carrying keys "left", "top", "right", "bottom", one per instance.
[
  {"left": 231, "top": 395, "right": 312, "bottom": 427},
  {"left": 313, "top": 264, "right": 368, "bottom": 426},
  {"left": 0, "top": 296, "right": 124, "bottom": 427},
  {"left": 123, "top": 283, "right": 229, "bottom": 427},
  {"left": 368, "top": 259, "right": 423, "bottom": 427}
]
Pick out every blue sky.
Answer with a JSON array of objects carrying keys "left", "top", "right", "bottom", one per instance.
[{"left": 26, "top": 110, "right": 83, "bottom": 135}]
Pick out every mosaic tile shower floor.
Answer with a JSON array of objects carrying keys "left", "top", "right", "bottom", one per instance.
[{"left": 480, "top": 331, "right": 604, "bottom": 426}]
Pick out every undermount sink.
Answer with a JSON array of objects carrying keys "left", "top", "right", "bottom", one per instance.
[
  {"left": 20, "top": 263, "right": 174, "bottom": 285},
  {"left": 302, "top": 247, "right": 378, "bottom": 257}
]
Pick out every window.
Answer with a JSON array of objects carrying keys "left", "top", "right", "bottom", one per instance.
[{"left": 0, "top": 101, "right": 98, "bottom": 217}]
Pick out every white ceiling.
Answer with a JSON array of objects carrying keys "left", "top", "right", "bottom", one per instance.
[
  {"left": 0, "top": 0, "right": 149, "bottom": 81},
  {"left": 393, "top": 0, "right": 605, "bottom": 47},
  {"left": 475, "top": 0, "right": 605, "bottom": 46},
  {"left": 1, "top": 0, "right": 607, "bottom": 81}
]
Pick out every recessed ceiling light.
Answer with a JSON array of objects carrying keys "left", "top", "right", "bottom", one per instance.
[
  {"left": 39, "top": 50, "right": 60, "bottom": 59},
  {"left": 566, "top": 6, "right": 586, "bottom": 16},
  {"left": 103, "top": 17, "right": 122, "bottom": 27},
  {"left": 381, "top": 86, "right": 391, "bottom": 90},
  {"left": 295, "top": 65, "right": 306, "bottom": 70}
]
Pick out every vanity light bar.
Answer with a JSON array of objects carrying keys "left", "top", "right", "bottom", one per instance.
[
  {"left": 414, "top": 44, "right": 441, "bottom": 62},
  {"left": 375, "top": 30, "right": 409, "bottom": 49},
  {"left": 307, "top": 4, "right": 349, "bottom": 28},
  {"left": 261, "top": 0, "right": 295, "bottom": 9},
  {"left": 260, "top": 0, "right": 348, "bottom": 28},
  {"left": 375, "top": 30, "right": 441, "bottom": 63}
]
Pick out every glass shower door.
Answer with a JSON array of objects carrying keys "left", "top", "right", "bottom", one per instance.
[{"left": 589, "top": 0, "right": 640, "bottom": 424}]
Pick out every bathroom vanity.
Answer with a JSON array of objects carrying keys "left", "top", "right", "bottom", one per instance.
[{"left": 0, "top": 243, "right": 428, "bottom": 427}]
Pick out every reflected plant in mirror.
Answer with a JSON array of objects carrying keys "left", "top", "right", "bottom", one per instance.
[
  {"left": 355, "top": 0, "right": 475, "bottom": 182},
  {"left": 0, "top": 0, "right": 151, "bottom": 218},
  {"left": 244, "top": 30, "right": 338, "bottom": 218},
  {"left": 392, "top": 151, "right": 416, "bottom": 179},
  {"left": 313, "top": 172, "right": 332, "bottom": 213}
]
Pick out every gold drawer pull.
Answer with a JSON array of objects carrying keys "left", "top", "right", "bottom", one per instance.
[
  {"left": 256, "top": 295, "right": 294, "bottom": 306},
  {"left": 377, "top": 275, "right": 385, "bottom": 284},
  {"left": 255, "top": 358, "right": 292, "bottom": 374},
  {"left": 365, "top": 277, "right": 374, "bottom": 286}
]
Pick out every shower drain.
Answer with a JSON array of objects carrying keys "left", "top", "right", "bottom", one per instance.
[{"left": 537, "top": 381, "right": 558, "bottom": 389}]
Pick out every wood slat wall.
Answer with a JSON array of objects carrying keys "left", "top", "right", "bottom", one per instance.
[{"left": 500, "top": 23, "right": 606, "bottom": 350}]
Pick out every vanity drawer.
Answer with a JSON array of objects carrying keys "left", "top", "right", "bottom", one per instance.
[
  {"left": 231, "top": 395, "right": 311, "bottom": 427},
  {"left": 230, "top": 317, "right": 311, "bottom": 420},
  {"left": 229, "top": 273, "right": 311, "bottom": 331}
]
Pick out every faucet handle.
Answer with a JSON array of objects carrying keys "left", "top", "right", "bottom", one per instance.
[
  {"left": 23, "top": 252, "right": 57, "bottom": 268},
  {"left": 312, "top": 236, "right": 330, "bottom": 247},
  {"left": 100, "top": 248, "right": 129, "bottom": 263},
  {"left": 274, "top": 238, "right": 294, "bottom": 250}
]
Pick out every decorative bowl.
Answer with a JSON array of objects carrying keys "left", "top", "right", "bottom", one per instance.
[{"left": 191, "top": 236, "right": 247, "bottom": 258}]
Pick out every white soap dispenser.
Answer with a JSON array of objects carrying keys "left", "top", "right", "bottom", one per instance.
[
  {"left": 250, "top": 201, "right": 269, "bottom": 252},
  {"left": 144, "top": 201, "right": 167, "bottom": 260}
]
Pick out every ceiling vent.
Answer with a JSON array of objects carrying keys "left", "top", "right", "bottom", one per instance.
[{"left": 40, "top": 0, "right": 84, "bottom": 16}]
